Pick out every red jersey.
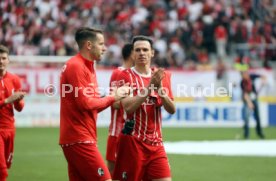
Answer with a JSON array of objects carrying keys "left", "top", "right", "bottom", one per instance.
[
  {"left": 108, "top": 67, "right": 125, "bottom": 137},
  {"left": 59, "top": 53, "right": 115, "bottom": 145},
  {"left": 0, "top": 72, "right": 24, "bottom": 130},
  {"left": 117, "top": 67, "right": 173, "bottom": 145},
  {"left": 215, "top": 25, "right": 227, "bottom": 40}
]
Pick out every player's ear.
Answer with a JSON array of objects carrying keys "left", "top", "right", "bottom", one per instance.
[
  {"left": 86, "top": 40, "right": 93, "bottom": 50},
  {"left": 151, "top": 49, "right": 155, "bottom": 58},
  {"left": 130, "top": 51, "right": 134, "bottom": 60}
]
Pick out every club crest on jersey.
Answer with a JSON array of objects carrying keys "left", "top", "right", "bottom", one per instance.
[
  {"left": 122, "top": 171, "right": 127, "bottom": 180},
  {"left": 98, "top": 168, "right": 104, "bottom": 176},
  {"left": 143, "top": 96, "right": 156, "bottom": 105}
]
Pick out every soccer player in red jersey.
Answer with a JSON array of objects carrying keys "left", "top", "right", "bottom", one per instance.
[
  {"left": 59, "top": 27, "right": 129, "bottom": 181},
  {"left": 0, "top": 45, "right": 26, "bottom": 181},
  {"left": 106, "top": 43, "right": 134, "bottom": 174},
  {"left": 113, "top": 36, "right": 176, "bottom": 181}
]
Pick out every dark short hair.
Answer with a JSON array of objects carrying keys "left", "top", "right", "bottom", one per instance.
[
  {"left": 75, "top": 27, "right": 103, "bottom": 49},
  {"left": 0, "top": 45, "right": 9, "bottom": 54},
  {"left": 131, "top": 35, "right": 153, "bottom": 49},
  {"left": 122, "top": 43, "right": 133, "bottom": 61}
]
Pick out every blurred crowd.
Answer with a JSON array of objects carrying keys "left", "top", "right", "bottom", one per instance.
[{"left": 1, "top": 0, "right": 276, "bottom": 70}]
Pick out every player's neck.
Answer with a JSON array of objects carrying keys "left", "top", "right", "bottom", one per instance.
[
  {"left": 123, "top": 60, "right": 133, "bottom": 69},
  {"left": 0, "top": 69, "right": 6, "bottom": 78},
  {"left": 134, "top": 65, "right": 150, "bottom": 75},
  {"left": 79, "top": 50, "right": 93, "bottom": 61}
]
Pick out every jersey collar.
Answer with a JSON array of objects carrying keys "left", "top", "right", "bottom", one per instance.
[
  {"left": 78, "top": 53, "right": 95, "bottom": 70},
  {"left": 131, "top": 67, "right": 151, "bottom": 78}
]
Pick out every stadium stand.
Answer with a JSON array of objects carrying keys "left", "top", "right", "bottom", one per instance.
[{"left": 1, "top": 0, "right": 276, "bottom": 69}]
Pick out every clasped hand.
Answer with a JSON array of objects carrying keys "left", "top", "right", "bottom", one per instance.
[
  {"left": 110, "top": 83, "right": 130, "bottom": 101},
  {"left": 5, "top": 91, "right": 26, "bottom": 104},
  {"left": 150, "top": 68, "right": 165, "bottom": 89}
]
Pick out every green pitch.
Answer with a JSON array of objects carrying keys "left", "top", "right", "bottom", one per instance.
[{"left": 8, "top": 127, "right": 276, "bottom": 181}]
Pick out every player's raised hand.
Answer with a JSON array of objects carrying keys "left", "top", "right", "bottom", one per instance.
[
  {"left": 150, "top": 68, "right": 164, "bottom": 88},
  {"left": 4, "top": 91, "right": 26, "bottom": 104}
]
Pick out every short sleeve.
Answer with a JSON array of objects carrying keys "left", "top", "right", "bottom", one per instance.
[
  {"left": 162, "top": 71, "right": 174, "bottom": 100},
  {"left": 13, "top": 75, "right": 22, "bottom": 91},
  {"left": 116, "top": 69, "right": 132, "bottom": 87},
  {"left": 109, "top": 69, "right": 121, "bottom": 88}
]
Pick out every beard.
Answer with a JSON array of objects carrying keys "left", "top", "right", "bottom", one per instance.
[
  {"left": 0, "top": 66, "right": 6, "bottom": 71},
  {"left": 91, "top": 48, "right": 102, "bottom": 61}
]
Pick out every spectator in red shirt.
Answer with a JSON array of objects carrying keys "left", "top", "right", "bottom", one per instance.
[
  {"left": 215, "top": 24, "right": 227, "bottom": 58},
  {"left": 0, "top": 45, "right": 26, "bottom": 181},
  {"left": 59, "top": 27, "right": 129, "bottom": 181}
]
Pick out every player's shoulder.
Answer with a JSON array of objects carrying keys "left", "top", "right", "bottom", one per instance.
[
  {"left": 112, "top": 66, "right": 125, "bottom": 75},
  {"left": 164, "top": 70, "right": 171, "bottom": 77},
  {"left": 118, "top": 67, "right": 132, "bottom": 76},
  {"left": 63, "top": 54, "right": 87, "bottom": 73},
  {"left": 66, "top": 55, "right": 81, "bottom": 67},
  {"left": 6, "top": 71, "right": 20, "bottom": 81},
  {"left": 116, "top": 68, "right": 132, "bottom": 83},
  {"left": 117, "top": 66, "right": 126, "bottom": 72},
  {"left": 5, "top": 72, "right": 21, "bottom": 86},
  {"left": 163, "top": 71, "right": 172, "bottom": 84}
]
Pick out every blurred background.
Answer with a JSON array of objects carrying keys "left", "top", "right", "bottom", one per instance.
[{"left": 1, "top": 0, "right": 276, "bottom": 181}]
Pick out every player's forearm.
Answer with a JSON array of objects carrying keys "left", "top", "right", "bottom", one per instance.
[
  {"left": 77, "top": 95, "right": 115, "bottom": 111},
  {"left": 122, "top": 96, "right": 146, "bottom": 114},
  {"left": 122, "top": 88, "right": 149, "bottom": 114},
  {"left": 160, "top": 96, "right": 175, "bottom": 114},
  {"left": 97, "top": 97, "right": 118, "bottom": 113}
]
